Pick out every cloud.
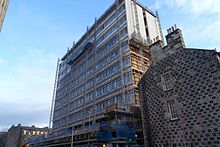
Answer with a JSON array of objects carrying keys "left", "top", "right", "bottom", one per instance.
[
  {"left": 0, "top": 101, "right": 49, "bottom": 130},
  {"left": 163, "top": 0, "right": 220, "bottom": 16},
  {"left": 151, "top": 0, "right": 220, "bottom": 50},
  {"left": 0, "top": 49, "right": 59, "bottom": 131}
]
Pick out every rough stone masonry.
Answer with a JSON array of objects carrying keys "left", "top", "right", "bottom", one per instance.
[{"left": 139, "top": 26, "right": 220, "bottom": 147}]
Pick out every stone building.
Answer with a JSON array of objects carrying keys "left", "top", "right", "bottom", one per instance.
[
  {"left": 0, "top": 132, "right": 7, "bottom": 147},
  {"left": 139, "top": 26, "right": 220, "bottom": 147},
  {"left": 5, "top": 124, "right": 49, "bottom": 147}
]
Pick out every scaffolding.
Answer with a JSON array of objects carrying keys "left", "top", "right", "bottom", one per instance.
[
  {"left": 129, "top": 34, "right": 151, "bottom": 105},
  {"left": 29, "top": 104, "right": 143, "bottom": 147},
  {"left": 30, "top": 0, "right": 152, "bottom": 146},
  {"left": 49, "top": 59, "right": 60, "bottom": 130}
]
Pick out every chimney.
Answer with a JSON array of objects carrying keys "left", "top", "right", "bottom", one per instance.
[
  {"left": 149, "top": 25, "right": 186, "bottom": 63},
  {"left": 165, "top": 25, "right": 185, "bottom": 50}
]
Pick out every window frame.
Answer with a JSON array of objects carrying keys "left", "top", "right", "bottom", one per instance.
[
  {"left": 167, "top": 99, "right": 178, "bottom": 120},
  {"left": 161, "top": 72, "right": 173, "bottom": 91}
]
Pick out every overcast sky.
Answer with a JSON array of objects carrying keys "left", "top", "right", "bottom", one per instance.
[{"left": 0, "top": 0, "right": 219, "bottom": 131}]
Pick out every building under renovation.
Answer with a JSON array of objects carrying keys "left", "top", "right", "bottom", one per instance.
[
  {"left": 30, "top": 0, "right": 163, "bottom": 146},
  {"left": 139, "top": 27, "right": 220, "bottom": 147}
]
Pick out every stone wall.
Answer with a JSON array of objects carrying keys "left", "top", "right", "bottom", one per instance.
[
  {"left": 5, "top": 126, "right": 21, "bottom": 147},
  {"left": 0, "top": 132, "right": 7, "bottom": 147},
  {"left": 139, "top": 47, "right": 220, "bottom": 147}
]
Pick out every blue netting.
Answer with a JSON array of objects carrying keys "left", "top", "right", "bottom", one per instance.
[
  {"left": 96, "top": 121, "right": 136, "bottom": 143},
  {"left": 100, "top": 121, "right": 109, "bottom": 129},
  {"left": 96, "top": 130, "right": 113, "bottom": 142},
  {"left": 116, "top": 122, "right": 136, "bottom": 142},
  {"left": 28, "top": 135, "right": 46, "bottom": 144},
  {"left": 116, "top": 125, "right": 127, "bottom": 140},
  {"left": 127, "top": 128, "right": 136, "bottom": 142}
]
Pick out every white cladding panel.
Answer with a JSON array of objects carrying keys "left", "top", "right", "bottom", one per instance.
[
  {"left": 136, "top": 4, "right": 147, "bottom": 40},
  {"left": 125, "top": 0, "right": 162, "bottom": 44},
  {"left": 125, "top": 0, "right": 135, "bottom": 39},
  {"left": 145, "top": 11, "right": 161, "bottom": 43}
]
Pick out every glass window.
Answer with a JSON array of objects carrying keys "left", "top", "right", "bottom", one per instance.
[
  {"left": 96, "top": 62, "right": 120, "bottom": 83},
  {"left": 96, "top": 23, "right": 117, "bottom": 46},
  {"left": 96, "top": 48, "right": 119, "bottom": 69},
  {"left": 124, "top": 72, "right": 132, "bottom": 85},
  {"left": 119, "top": 15, "right": 127, "bottom": 27},
  {"left": 86, "top": 67, "right": 94, "bottom": 77},
  {"left": 85, "top": 79, "right": 93, "bottom": 89},
  {"left": 121, "top": 40, "right": 129, "bottom": 53},
  {"left": 123, "top": 57, "right": 130, "bottom": 68},
  {"left": 96, "top": 78, "right": 121, "bottom": 97},
  {"left": 87, "top": 54, "right": 94, "bottom": 64},
  {"left": 96, "top": 13, "right": 116, "bottom": 36},
  {"left": 120, "top": 27, "right": 128, "bottom": 39},
  {"left": 96, "top": 34, "right": 119, "bottom": 57},
  {"left": 85, "top": 92, "right": 93, "bottom": 103},
  {"left": 167, "top": 99, "right": 178, "bottom": 120},
  {"left": 161, "top": 72, "right": 173, "bottom": 91},
  {"left": 117, "top": 3, "right": 125, "bottom": 15}
]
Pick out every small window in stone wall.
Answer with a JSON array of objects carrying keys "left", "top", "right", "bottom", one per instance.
[
  {"left": 167, "top": 99, "right": 178, "bottom": 120},
  {"left": 217, "top": 92, "right": 220, "bottom": 99},
  {"left": 161, "top": 72, "right": 173, "bottom": 91}
]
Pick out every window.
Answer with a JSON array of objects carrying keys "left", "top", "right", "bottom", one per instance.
[
  {"left": 119, "top": 15, "right": 127, "bottom": 27},
  {"left": 117, "top": 3, "right": 125, "bottom": 15},
  {"left": 96, "top": 12, "right": 116, "bottom": 36},
  {"left": 85, "top": 79, "right": 93, "bottom": 89},
  {"left": 124, "top": 72, "right": 132, "bottom": 85},
  {"left": 96, "top": 48, "right": 119, "bottom": 69},
  {"left": 161, "top": 72, "right": 173, "bottom": 91},
  {"left": 23, "top": 130, "right": 27, "bottom": 135},
  {"left": 120, "top": 27, "right": 128, "bottom": 39},
  {"left": 96, "top": 62, "right": 120, "bottom": 83},
  {"left": 96, "top": 23, "right": 117, "bottom": 46},
  {"left": 123, "top": 57, "right": 130, "bottom": 68},
  {"left": 96, "top": 78, "right": 122, "bottom": 97},
  {"left": 66, "top": 66, "right": 71, "bottom": 73},
  {"left": 96, "top": 34, "right": 119, "bottom": 57},
  {"left": 85, "top": 92, "right": 93, "bottom": 103},
  {"left": 121, "top": 40, "right": 128, "bottom": 53},
  {"left": 86, "top": 67, "right": 94, "bottom": 77},
  {"left": 87, "top": 54, "right": 94, "bottom": 64},
  {"left": 167, "top": 99, "right": 178, "bottom": 120}
]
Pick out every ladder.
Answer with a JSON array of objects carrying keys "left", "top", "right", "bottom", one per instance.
[{"left": 49, "top": 58, "right": 60, "bottom": 130}]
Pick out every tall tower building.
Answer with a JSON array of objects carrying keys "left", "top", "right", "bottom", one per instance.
[
  {"left": 30, "top": 0, "right": 163, "bottom": 146},
  {"left": 0, "top": 0, "right": 9, "bottom": 32}
]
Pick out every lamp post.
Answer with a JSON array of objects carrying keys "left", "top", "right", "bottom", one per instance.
[
  {"left": 87, "top": 111, "right": 91, "bottom": 146},
  {"left": 71, "top": 127, "right": 74, "bottom": 147}
]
